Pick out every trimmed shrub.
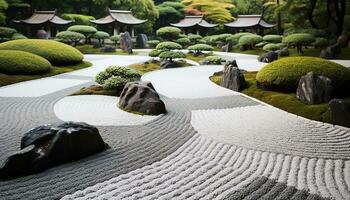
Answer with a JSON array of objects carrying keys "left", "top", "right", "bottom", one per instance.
[
  {"left": 11, "top": 33, "right": 27, "bottom": 40},
  {"left": 176, "top": 37, "right": 191, "bottom": 47},
  {"left": 239, "top": 34, "right": 263, "bottom": 49},
  {"left": 263, "top": 43, "right": 285, "bottom": 51},
  {"left": 0, "top": 50, "right": 51, "bottom": 75},
  {"left": 67, "top": 25, "right": 97, "bottom": 44},
  {"left": 282, "top": 33, "right": 315, "bottom": 54},
  {"left": 110, "top": 35, "right": 120, "bottom": 44},
  {"left": 0, "top": 27, "right": 17, "bottom": 41},
  {"left": 263, "top": 35, "right": 283, "bottom": 43},
  {"left": 226, "top": 35, "right": 240, "bottom": 45},
  {"left": 187, "top": 44, "right": 214, "bottom": 54},
  {"left": 188, "top": 34, "right": 202, "bottom": 44},
  {"left": 230, "top": 32, "right": 254, "bottom": 41},
  {"left": 202, "top": 34, "right": 233, "bottom": 45},
  {"left": 204, "top": 56, "right": 226, "bottom": 64},
  {"left": 56, "top": 31, "right": 85, "bottom": 46},
  {"left": 156, "top": 41, "right": 182, "bottom": 50},
  {"left": 159, "top": 51, "right": 185, "bottom": 61},
  {"left": 314, "top": 37, "right": 328, "bottom": 48},
  {"left": 0, "top": 39, "right": 84, "bottom": 65},
  {"left": 255, "top": 41, "right": 268, "bottom": 48},
  {"left": 92, "top": 31, "right": 110, "bottom": 45},
  {"left": 67, "top": 25, "right": 97, "bottom": 35},
  {"left": 147, "top": 40, "right": 160, "bottom": 48},
  {"left": 149, "top": 49, "right": 161, "bottom": 57},
  {"left": 103, "top": 76, "right": 129, "bottom": 90},
  {"left": 156, "top": 26, "right": 181, "bottom": 40},
  {"left": 62, "top": 14, "right": 95, "bottom": 26},
  {"left": 95, "top": 66, "right": 140, "bottom": 85},
  {"left": 256, "top": 57, "right": 350, "bottom": 95}
]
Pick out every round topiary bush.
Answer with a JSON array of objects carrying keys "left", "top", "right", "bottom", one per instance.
[
  {"left": 92, "top": 31, "right": 110, "bottom": 45},
  {"left": 176, "top": 37, "right": 191, "bottom": 47},
  {"left": 187, "top": 44, "right": 214, "bottom": 54},
  {"left": 256, "top": 57, "right": 350, "bottom": 95},
  {"left": 282, "top": 33, "right": 315, "bottom": 54},
  {"left": 239, "top": 34, "right": 263, "bottom": 49},
  {"left": 263, "top": 35, "right": 283, "bottom": 43},
  {"left": 203, "top": 56, "right": 226, "bottom": 65},
  {"left": 0, "top": 50, "right": 51, "bottom": 75},
  {"left": 110, "top": 35, "right": 120, "bottom": 44},
  {"left": 188, "top": 34, "right": 202, "bottom": 44},
  {"left": 314, "top": 37, "right": 328, "bottom": 48},
  {"left": 263, "top": 43, "right": 284, "bottom": 51},
  {"left": 67, "top": 25, "right": 97, "bottom": 35},
  {"left": 95, "top": 66, "right": 140, "bottom": 85},
  {"left": 0, "top": 27, "right": 17, "bottom": 41},
  {"left": 0, "top": 39, "right": 84, "bottom": 65},
  {"left": 56, "top": 31, "right": 85, "bottom": 46},
  {"left": 11, "top": 33, "right": 27, "bottom": 40},
  {"left": 159, "top": 51, "right": 185, "bottom": 61},
  {"left": 156, "top": 41, "right": 182, "bottom": 50},
  {"left": 149, "top": 49, "right": 161, "bottom": 57},
  {"left": 147, "top": 40, "right": 160, "bottom": 48},
  {"left": 103, "top": 76, "right": 129, "bottom": 90},
  {"left": 156, "top": 26, "right": 181, "bottom": 40}
]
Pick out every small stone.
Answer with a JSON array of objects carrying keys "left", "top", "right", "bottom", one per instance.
[
  {"left": 258, "top": 51, "right": 278, "bottom": 63},
  {"left": 220, "top": 60, "right": 246, "bottom": 92},
  {"left": 329, "top": 99, "right": 350, "bottom": 128},
  {"left": 296, "top": 72, "right": 332, "bottom": 104},
  {"left": 119, "top": 81, "right": 166, "bottom": 115}
]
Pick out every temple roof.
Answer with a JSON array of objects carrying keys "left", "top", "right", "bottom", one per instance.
[
  {"left": 171, "top": 16, "right": 217, "bottom": 28},
  {"left": 91, "top": 10, "right": 147, "bottom": 25},
  {"left": 225, "top": 15, "right": 276, "bottom": 28},
  {"left": 15, "top": 10, "right": 72, "bottom": 25}
]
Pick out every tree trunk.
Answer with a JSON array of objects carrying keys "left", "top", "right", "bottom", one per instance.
[
  {"left": 309, "top": 0, "right": 318, "bottom": 28},
  {"left": 277, "top": 0, "right": 282, "bottom": 34}
]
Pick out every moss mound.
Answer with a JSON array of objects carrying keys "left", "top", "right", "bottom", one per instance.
[
  {"left": 256, "top": 57, "right": 350, "bottom": 95},
  {"left": 0, "top": 50, "right": 51, "bottom": 75},
  {"left": 0, "top": 39, "right": 84, "bottom": 65}
]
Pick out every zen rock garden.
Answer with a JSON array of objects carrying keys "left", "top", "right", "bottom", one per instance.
[{"left": 0, "top": 0, "right": 350, "bottom": 199}]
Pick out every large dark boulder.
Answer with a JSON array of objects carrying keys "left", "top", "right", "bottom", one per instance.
[
  {"left": 296, "top": 72, "right": 332, "bottom": 104},
  {"left": 320, "top": 43, "right": 342, "bottom": 59},
  {"left": 36, "top": 29, "right": 48, "bottom": 39},
  {"left": 119, "top": 81, "right": 166, "bottom": 115},
  {"left": 120, "top": 32, "right": 133, "bottom": 54},
  {"left": 160, "top": 60, "right": 179, "bottom": 69},
  {"left": 329, "top": 99, "right": 350, "bottom": 128},
  {"left": 0, "top": 122, "right": 107, "bottom": 179},
  {"left": 258, "top": 51, "right": 278, "bottom": 63},
  {"left": 276, "top": 47, "right": 289, "bottom": 57},
  {"left": 136, "top": 34, "right": 148, "bottom": 48},
  {"left": 101, "top": 45, "right": 116, "bottom": 53},
  {"left": 220, "top": 60, "right": 246, "bottom": 92}
]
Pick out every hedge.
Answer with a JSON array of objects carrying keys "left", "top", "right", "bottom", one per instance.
[
  {"left": 0, "top": 50, "right": 51, "bottom": 75},
  {"left": 263, "top": 35, "right": 283, "bottom": 43},
  {"left": 0, "top": 39, "right": 84, "bottom": 65},
  {"left": 256, "top": 57, "right": 350, "bottom": 95}
]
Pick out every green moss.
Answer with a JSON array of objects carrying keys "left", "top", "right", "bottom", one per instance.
[
  {"left": 0, "top": 61, "right": 92, "bottom": 87},
  {"left": 256, "top": 57, "right": 350, "bottom": 95},
  {"left": 203, "top": 56, "right": 226, "bottom": 64},
  {"left": 210, "top": 72, "right": 333, "bottom": 123},
  {"left": 0, "top": 50, "right": 51, "bottom": 75},
  {"left": 71, "top": 85, "right": 121, "bottom": 97},
  {"left": 129, "top": 62, "right": 161, "bottom": 75},
  {"left": 0, "top": 39, "right": 84, "bottom": 65},
  {"left": 75, "top": 45, "right": 137, "bottom": 55}
]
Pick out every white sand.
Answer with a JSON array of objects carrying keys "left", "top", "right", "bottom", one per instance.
[{"left": 54, "top": 95, "right": 162, "bottom": 126}]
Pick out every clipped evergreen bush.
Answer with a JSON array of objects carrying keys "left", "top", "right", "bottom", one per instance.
[
  {"left": 95, "top": 66, "right": 140, "bottom": 85},
  {"left": 147, "top": 40, "right": 160, "bottom": 48},
  {"left": 156, "top": 41, "right": 182, "bottom": 50},
  {"left": 188, "top": 34, "right": 202, "bottom": 44},
  {"left": 238, "top": 34, "right": 263, "bottom": 49},
  {"left": 263, "top": 43, "right": 285, "bottom": 51},
  {"left": 263, "top": 35, "right": 283, "bottom": 43},
  {"left": 176, "top": 37, "right": 191, "bottom": 47},
  {"left": 62, "top": 14, "right": 95, "bottom": 26},
  {"left": 103, "top": 76, "right": 129, "bottom": 90},
  {"left": 0, "top": 39, "right": 84, "bottom": 65},
  {"left": 156, "top": 26, "right": 181, "bottom": 40},
  {"left": 110, "top": 35, "right": 120, "bottom": 44},
  {"left": 256, "top": 57, "right": 350, "bottom": 95},
  {"left": 0, "top": 50, "right": 51, "bottom": 75},
  {"left": 282, "top": 33, "right": 315, "bottom": 54},
  {"left": 203, "top": 56, "right": 226, "bottom": 64},
  {"left": 11, "top": 33, "right": 27, "bottom": 40},
  {"left": 149, "top": 49, "right": 161, "bottom": 57},
  {"left": 314, "top": 37, "right": 329, "bottom": 48},
  {"left": 187, "top": 44, "right": 214, "bottom": 54},
  {"left": 56, "top": 31, "right": 85, "bottom": 46},
  {"left": 159, "top": 51, "right": 185, "bottom": 61},
  {"left": 92, "top": 31, "right": 110, "bottom": 45},
  {"left": 0, "top": 26, "right": 16, "bottom": 41},
  {"left": 67, "top": 25, "right": 97, "bottom": 43}
]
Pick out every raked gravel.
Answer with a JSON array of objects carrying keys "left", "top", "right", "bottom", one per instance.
[{"left": 54, "top": 95, "right": 162, "bottom": 126}]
